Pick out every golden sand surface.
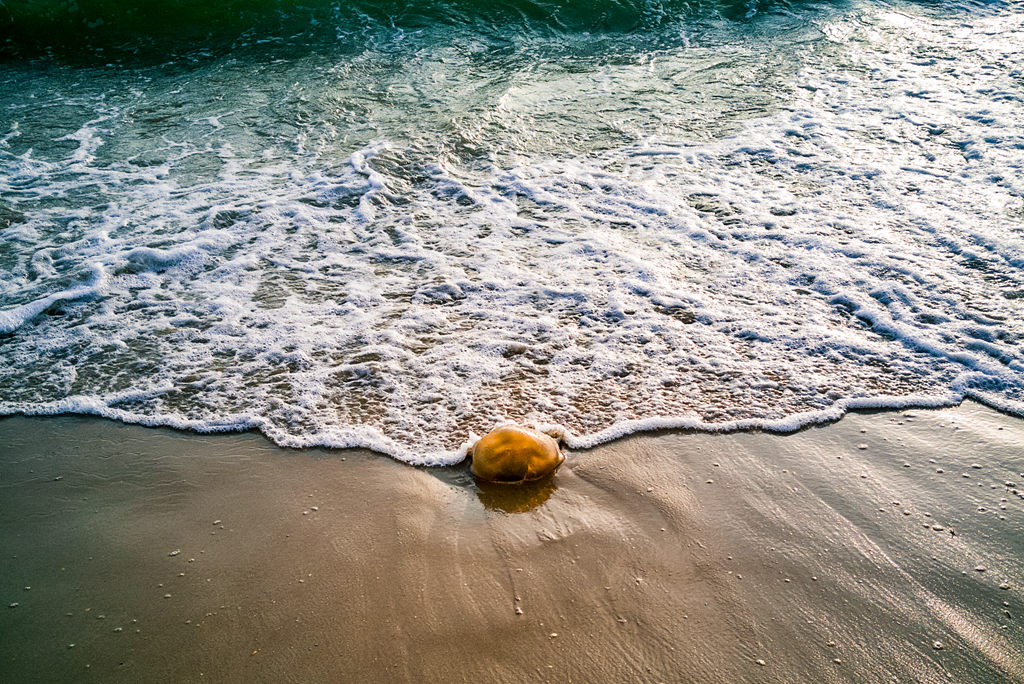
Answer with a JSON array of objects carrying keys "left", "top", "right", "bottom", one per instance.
[{"left": 0, "top": 402, "right": 1022, "bottom": 682}]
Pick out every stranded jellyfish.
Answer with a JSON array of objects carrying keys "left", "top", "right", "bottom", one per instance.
[{"left": 470, "top": 425, "right": 565, "bottom": 483}]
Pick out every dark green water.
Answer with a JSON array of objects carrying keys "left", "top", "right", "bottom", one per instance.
[{"left": 0, "top": 0, "right": 833, "bottom": 52}]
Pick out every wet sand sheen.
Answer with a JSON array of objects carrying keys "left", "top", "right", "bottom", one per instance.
[{"left": 0, "top": 402, "right": 1022, "bottom": 682}]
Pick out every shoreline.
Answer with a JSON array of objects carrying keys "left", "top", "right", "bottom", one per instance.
[
  {"left": 1, "top": 401, "right": 1022, "bottom": 682},
  {"left": 3, "top": 388, "right": 1022, "bottom": 466}
]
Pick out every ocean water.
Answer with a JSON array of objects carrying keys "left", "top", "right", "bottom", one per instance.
[{"left": 1, "top": 0, "right": 1021, "bottom": 464}]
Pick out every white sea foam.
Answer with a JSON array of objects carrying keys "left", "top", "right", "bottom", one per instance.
[
  {"left": 1, "top": 5, "right": 1022, "bottom": 464},
  {"left": 0, "top": 264, "right": 107, "bottom": 334}
]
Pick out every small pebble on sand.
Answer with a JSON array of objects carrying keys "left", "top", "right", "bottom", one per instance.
[
  {"left": 168, "top": 550, "right": 180, "bottom": 557},
  {"left": 971, "top": 464, "right": 982, "bottom": 469},
  {"left": 212, "top": 520, "right": 221, "bottom": 526},
  {"left": 8, "top": 603, "right": 18, "bottom": 608},
  {"left": 975, "top": 566, "right": 986, "bottom": 573},
  {"left": 933, "top": 641, "right": 943, "bottom": 650},
  {"left": 857, "top": 444, "right": 868, "bottom": 450},
  {"left": 756, "top": 659, "right": 767, "bottom": 666}
]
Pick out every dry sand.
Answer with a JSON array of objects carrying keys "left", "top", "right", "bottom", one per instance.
[{"left": 1, "top": 401, "right": 1022, "bottom": 683}]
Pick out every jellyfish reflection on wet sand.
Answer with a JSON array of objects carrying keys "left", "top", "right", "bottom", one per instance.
[{"left": 474, "top": 474, "right": 558, "bottom": 514}]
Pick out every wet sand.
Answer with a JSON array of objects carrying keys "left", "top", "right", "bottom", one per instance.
[{"left": 1, "top": 402, "right": 1022, "bottom": 683}]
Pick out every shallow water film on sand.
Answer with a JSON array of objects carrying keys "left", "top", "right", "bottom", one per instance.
[{"left": 1, "top": 0, "right": 1022, "bottom": 462}]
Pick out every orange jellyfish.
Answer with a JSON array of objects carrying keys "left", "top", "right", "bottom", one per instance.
[{"left": 470, "top": 425, "right": 565, "bottom": 483}]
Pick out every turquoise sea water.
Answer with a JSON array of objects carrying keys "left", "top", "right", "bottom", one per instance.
[{"left": 1, "top": 0, "right": 1022, "bottom": 462}]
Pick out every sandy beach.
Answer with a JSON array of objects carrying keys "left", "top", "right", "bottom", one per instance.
[{"left": 1, "top": 402, "right": 1022, "bottom": 683}]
